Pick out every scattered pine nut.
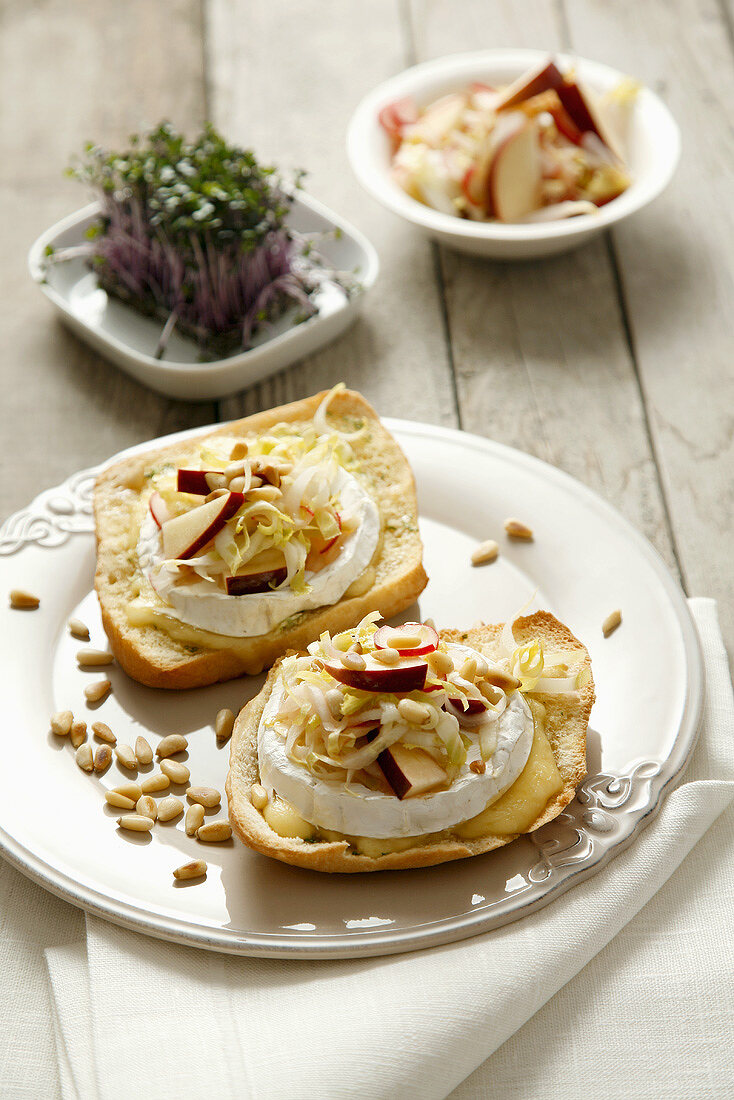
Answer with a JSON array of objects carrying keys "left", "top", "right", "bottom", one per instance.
[
  {"left": 173, "top": 859, "right": 207, "bottom": 881},
  {"left": 135, "top": 736, "right": 153, "bottom": 765},
  {"left": 155, "top": 734, "right": 188, "bottom": 759},
  {"left": 70, "top": 720, "right": 87, "bottom": 749},
  {"left": 85, "top": 679, "right": 111, "bottom": 704},
  {"left": 504, "top": 518, "right": 533, "bottom": 541},
  {"left": 250, "top": 784, "right": 268, "bottom": 811},
  {"left": 9, "top": 589, "right": 39, "bottom": 609},
  {"left": 460, "top": 656, "right": 478, "bottom": 681},
  {"left": 230, "top": 441, "right": 248, "bottom": 460},
  {"left": 470, "top": 759, "right": 486, "bottom": 775},
  {"left": 157, "top": 795, "right": 184, "bottom": 822},
  {"left": 186, "top": 786, "right": 221, "bottom": 809},
  {"left": 602, "top": 609, "right": 622, "bottom": 638},
  {"left": 471, "top": 539, "right": 499, "bottom": 566},
  {"left": 117, "top": 814, "right": 154, "bottom": 833},
  {"left": 427, "top": 649, "right": 454, "bottom": 676},
  {"left": 141, "top": 772, "right": 170, "bottom": 794},
  {"left": 196, "top": 821, "right": 232, "bottom": 843},
  {"left": 75, "top": 744, "right": 94, "bottom": 772},
  {"left": 136, "top": 795, "right": 157, "bottom": 821},
  {"left": 160, "top": 759, "right": 190, "bottom": 785},
  {"left": 105, "top": 790, "right": 136, "bottom": 810},
  {"left": 341, "top": 651, "right": 366, "bottom": 671},
  {"left": 50, "top": 710, "right": 73, "bottom": 737},
  {"left": 215, "top": 708, "right": 235, "bottom": 744},
  {"left": 76, "top": 648, "right": 113, "bottom": 668},
  {"left": 92, "top": 722, "right": 116, "bottom": 745},
  {"left": 185, "top": 804, "right": 205, "bottom": 836},
  {"left": 373, "top": 647, "right": 400, "bottom": 666},
  {"left": 397, "top": 698, "right": 431, "bottom": 725},
  {"left": 68, "top": 617, "right": 90, "bottom": 640},
  {"left": 112, "top": 782, "right": 143, "bottom": 802},
  {"left": 114, "top": 744, "right": 137, "bottom": 771},
  {"left": 479, "top": 681, "right": 504, "bottom": 706},
  {"left": 93, "top": 745, "right": 113, "bottom": 773},
  {"left": 485, "top": 668, "right": 522, "bottom": 692}
]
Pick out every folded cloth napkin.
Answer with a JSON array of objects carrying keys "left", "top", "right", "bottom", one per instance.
[{"left": 27, "top": 600, "right": 734, "bottom": 1098}]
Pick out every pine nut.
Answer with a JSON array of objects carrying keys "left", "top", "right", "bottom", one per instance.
[
  {"left": 157, "top": 795, "right": 184, "bottom": 822},
  {"left": 485, "top": 668, "right": 521, "bottom": 692},
  {"left": 50, "top": 710, "right": 73, "bottom": 736},
  {"left": 141, "top": 772, "right": 170, "bottom": 794},
  {"left": 427, "top": 649, "right": 454, "bottom": 676},
  {"left": 373, "top": 647, "right": 400, "bottom": 666},
  {"left": 471, "top": 539, "right": 499, "bottom": 566},
  {"left": 341, "top": 651, "right": 366, "bottom": 671},
  {"left": 215, "top": 708, "right": 235, "bottom": 744},
  {"left": 135, "top": 736, "right": 153, "bottom": 765},
  {"left": 387, "top": 633, "right": 421, "bottom": 650},
  {"left": 602, "top": 609, "right": 622, "bottom": 638},
  {"left": 115, "top": 744, "right": 137, "bottom": 771},
  {"left": 205, "top": 471, "right": 227, "bottom": 491},
  {"left": 105, "top": 791, "right": 136, "bottom": 810},
  {"left": 85, "top": 679, "right": 111, "bottom": 704},
  {"left": 155, "top": 734, "right": 188, "bottom": 759},
  {"left": 173, "top": 859, "right": 208, "bottom": 881},
  {"left": 75, "top": 743, "right": 94, "bottom": 771},
  {"left": 112, "top": 782, "right": 143, "bottom": 802},
  {"left": 228, "top": 476, "right": 246, "bottom": 492},
  {"left": 248, "top": 485, "right": 281, "bottom": 502},
  {"left": 9, "top": 589, "right": 39, "bottom": 609},
  {"left": 397, "top": 698, "right": 431, "bottom": 725},
  {"left": 229, "top": 441, "right": 248, "bottom": 460},
  {"left": 504, "top": 518, "right": 533, "bottom": 541},
  {"left": 460, "top": 657, "right": 478, "bottom": 682},
  {"left": 470, "top": 759, "right": 486, "bottom": 775},
  {"left": 479, "top": 681, "right": 504, "bottom": 706},
  {"left": 68, "top": 617, "right": 90, "bottom": 640},
  {"left": 186, "top": 786, "right": 221, "bottom": 808},
  {"left": 250, "top": 784, "right": 268, "bottom": 811},
  {"left": 117, "top": 814, "right": 154, "bottom": 833},
  {"left": 76, "top": 648, "right": 114, "bottom": 668},
  {"left": 70, "top": 720, "right": 87, "bottom": 748},
  {"left": 224, "top": 460, "right": 247, "bottom": 480},
  {"left": 136, "top": 795, "right": 157, "bottom": 821},
  {"left": 196, "top": 821, "right": 232, "bottom": 843},
  {"left": 160, "top": 759, "right": 190, "bottom": 785},
  {"left": 92, "top": 721, "right": 116, "bottom": 745},
  {"left": 185, "top": 804, "right": 205, "bottom": 836},
  {"left": 94, "top": 745, "right": 113, "bottom": 773}
]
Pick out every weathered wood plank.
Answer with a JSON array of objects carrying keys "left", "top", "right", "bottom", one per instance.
[
  {"left": 407, "top": 0, "right": 678, "bottom": 575},
  {"left": 566, "top": 0, "right": 734, "bottom": 656},
  {"left": 0, "top": 0, "right": 213, "bottom": 524},
  {"left": 206, "top": 0, "right": 457, "bottom": 427}
]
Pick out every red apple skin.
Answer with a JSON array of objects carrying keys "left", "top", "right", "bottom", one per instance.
[
  {"left": 323, "top": 658, "right": 428, "bottom": 694},
  {"left": 556, "top": 80, "right": 622, "bottom": 159},
  {"left": 225, "top": 566, "right": 288, "bottom": 595},
  {"left": 177, "top": 469, "right": 215, "bottom": 495},
  {"left": 448, "top": 697, "right": 487, "bottom": 715},
  {"left": 162, "top": 491, "right": 244, "bottom": 560},
  {"left": 149, "top": 491, "right": 172, "bottom": 529},
  {"left": 549, "top": 103, "right": 584, "bottom": 145},
  {"left": 495, "top": 58, "right": 563, "bottom": 110}
]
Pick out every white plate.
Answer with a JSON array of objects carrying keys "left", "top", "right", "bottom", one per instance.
[
  {"left": 347, "top": 49, "right": 681, "bottom": 259},
  {"left": 28, "top": 194, "right": 379, "bottom": 401},
  {"left": 0, "top": 421, "right": 702, "bottom": 958}
]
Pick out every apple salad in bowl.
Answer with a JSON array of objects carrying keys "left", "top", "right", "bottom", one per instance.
[
  {"left": 383, "top": 55, "right": 637, "bottom": 223},
  {"left": 93, "top": 388, "right": 427, "bottom": 688},
  {"left": 227, "top": 610, "right": 595, "bottom": 871}
]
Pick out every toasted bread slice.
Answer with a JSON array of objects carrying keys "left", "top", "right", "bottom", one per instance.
[
  {"left": 94, "top": 390, "right": 427, "bottom": 688},
  {"left": 226, "top": 611, "right": 594, "bottom": 872}
]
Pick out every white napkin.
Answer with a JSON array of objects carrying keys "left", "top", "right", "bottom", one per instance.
[{"left": 35, "top": 599, "right": 734, "bottom": 1098}]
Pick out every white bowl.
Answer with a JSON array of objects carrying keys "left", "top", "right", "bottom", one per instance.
[
  {"left": 347, "top": 49, "right": 681, "bottom": 260},
  {"left": 29, "top": 193, "right": 379, "bottom": 401}
]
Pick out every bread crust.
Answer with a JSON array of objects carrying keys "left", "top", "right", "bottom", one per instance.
[
  {"left": 226, "top": 611, "right": 595, "bottom": 872},
  {"left": 93, "top": 390, "right": 427, "bottom": 688}
]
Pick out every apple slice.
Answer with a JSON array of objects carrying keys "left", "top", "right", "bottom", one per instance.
[
  {"left": 177, "top": 469, "right": 224, "bottom": 495},
  {"left": 549, "top": 101, "right": 584, "bottom": 145},
  {"left": 161, "top": 491, "right": 244, "bottom": 560},
  {"left": 448, "top": 697, "right": 487, "bottom": 715},
  {"left": 225, "top": 550, "right": 287, "bottom": 595},
  {"left": 378, "top": 743, "right": 448, "bottom": 800},
  {"left": 322, "top": 655, "right": 428, "bottom": 694},
  {"left": 557, "top": 79, "right": 623, "bottom": 160},
  {"left": 488, "top": 118, "right": 542, "bottom": 222},
  {"left": 495, "top": 57, "right": 563, "bottom": 110},
  {"left": 373, "top": 622, "right": 439, "bottom": 656},
  {"left": 149, "top": 491, "right": 172, "bottom": 530}
]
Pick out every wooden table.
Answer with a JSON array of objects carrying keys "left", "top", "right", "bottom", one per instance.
[{"left": 3, "top": 0, "right": 731, "bottom": 645}]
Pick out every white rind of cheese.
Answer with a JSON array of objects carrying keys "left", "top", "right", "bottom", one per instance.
[
  {"left": 137, "top": 468, "right": 379, "bottom": 638},
  {"left": 258, "top": 677, "right": 534, "bottom": 839}
]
